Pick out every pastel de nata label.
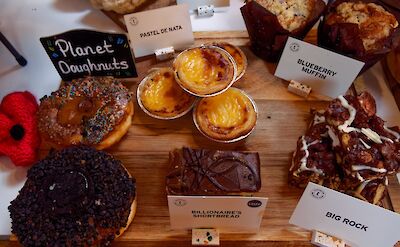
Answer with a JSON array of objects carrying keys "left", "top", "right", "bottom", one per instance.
[
  {"left": 168, "top": 196, "right": 268, "bottom": 232},
  {"left": 124, "top": 4, "right": 194, "bottom": 57},
  {"left": 275, "top": 37, "right": 364, "bottom": 98},
  {"left": 40, "top": 29, "right": 137, "bottom": 81},
  {"left": 289, "top": 183, "right": 400, "bottom": 247}
]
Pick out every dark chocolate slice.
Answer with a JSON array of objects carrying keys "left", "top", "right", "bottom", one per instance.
[{"left": 166, "top": 147, "right": 261, "bottom": 195}]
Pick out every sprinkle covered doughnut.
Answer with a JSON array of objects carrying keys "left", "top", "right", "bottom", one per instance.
[
  {"left": 9, "top": 146, "right": 137, "bottom": 247},
  {"left": 37, "top": 77, "right": 133, "bottom": 150}
]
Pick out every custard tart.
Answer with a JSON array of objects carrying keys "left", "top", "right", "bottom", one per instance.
[
  {"left": 193, "top": 87, "right": 257, "bottom": 142},
  {"left": 207, "top": 42, "right": 248, "bottom": 81},
  {"left": 173, "top": 46, "right": 237, "bottom": 97},
  {"left": 138, "top": 68, "right": 196, "bottom": 119}
]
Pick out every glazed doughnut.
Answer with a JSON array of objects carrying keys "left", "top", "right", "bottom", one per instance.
[
  {"left": 37, "top": 77, "right": 133, "bottom": 150},
  {"left": 9, "top": 146, "right": 136, "bottom": 247}
]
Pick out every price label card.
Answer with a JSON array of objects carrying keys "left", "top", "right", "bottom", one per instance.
[
  {"left": 275, "top": 37, "right": 365, "bottom": 98},
  {"left": 290, "top": 183, "right": 400, "bottom": 247},
  {"left": 124, "top": 4, "right": 194, "bottom": 57},
  {"left": 40, "top": 30, "right": 137, "bottom": 81},
  {"left": 168, "top": 196, "right": 268, "bottom": 232}
]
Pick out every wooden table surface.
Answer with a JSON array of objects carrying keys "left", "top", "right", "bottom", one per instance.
[{"left": 4, "top": 2, "right": 400, "bottom": 246}]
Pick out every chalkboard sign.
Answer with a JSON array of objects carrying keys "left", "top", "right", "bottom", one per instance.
[{"left": 40, "top": 29, "right": 137, "bottom": 81}]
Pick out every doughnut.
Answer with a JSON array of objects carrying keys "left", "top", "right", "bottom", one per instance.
[
  {"left": 9, "top": 146, "right": 136, "bottom": 246},
  {"left": 37, "top": 77, "right": 134, "bottom": 150}
]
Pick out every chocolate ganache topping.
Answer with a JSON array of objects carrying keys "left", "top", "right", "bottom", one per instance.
[
  {"left": 166, "top": 147, "right": 261, "bottom": 195},
  {"left": 9, "top": 146, "right": 136, "bottom": 247}
]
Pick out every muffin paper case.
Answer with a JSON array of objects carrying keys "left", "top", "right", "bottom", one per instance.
[
  {"left": 240, "top": 0, "right": 326, "bottom": 62},
  {"left": 318, "top": 0, "right": 400, "bottom": 74}
]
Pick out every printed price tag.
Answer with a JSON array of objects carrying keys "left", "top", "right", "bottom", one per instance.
[
  {"left": 124, "top": 4, "right": 194, "bottom": 57},
  {"left": 290, "top": 183, "right": 400, "bottom": 247},
  {"left": 275, "top": 37, "right": 364, "bottom": 98},
  {"left": 168, "top": 195, "right": 267, "bottom": 232},
  {"left": 40, "top": 29, "right": 137, "bottom": 81}
]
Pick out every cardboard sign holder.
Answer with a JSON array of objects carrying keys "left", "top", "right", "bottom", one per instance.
[
  {"left": 311, "top": 230, "right": 346, "bottom": 247},
  {"left": 154, "top": 46, "right": 175, "bottom": 61}
]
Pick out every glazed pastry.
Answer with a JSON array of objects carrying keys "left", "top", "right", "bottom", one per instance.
[
  {"left": 289, "top": 110, "right": 341, "bottom": 189},
  {"left": 166, "top": 147, "right": 261, "bottom": 195},
  {"left": 241, "top": 0, "right": 326, "bottom": 61},
  {"left": 290, "top": 92, "right": 400, "bottom": 205},
  {"left": 318, "top": 0, "right": 399, "bottom": 72},
  {"left": 37, "top": 77, "right": 133, "bottom": 150},
  {"left": 173, "top": 46, "right": 237, "bottom": 96},
  {"left": 9, "top": 146, "right": 136, "bottom": 247},
  {"left": 206, "top": 42, "right": 248, "bottom": 81},
  {"left": 193, "top": 88, "right": 257, "bottom": 142},
  {"left": 137, "top": 68, "right": 196, "bottom": 119},
  {"left": 90, "top": 0, "right": 150, "bottom": 14}
]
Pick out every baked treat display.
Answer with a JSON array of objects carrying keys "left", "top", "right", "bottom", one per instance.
[
  {"left": 193, "top": 87, "right": 257, "bottom": 142},
  {"left": 37, "top": 77, "right": 133, "bottom": 150},
  {"left": 290, "top": 92, "right": 400, "bottom": 205},
  {"left": 173, "top": 46, "right": 237, "bottom": 97},
  {"left": 9, "top": 146, "right": 136, "bottom": 246},
  {"left": 166, "top": 147, "right": 261, "bottom": 195},
  {"left": 137, "top": 67, "right": 196, "bottom": 119},
  {"left": 241, "top": 0, "right": 326, "bottom": 61},
  {"left": 206, "top": 42, "right": 248, "bottom": 81},
  {"left": 90, "top": 0, "right": 150, "bottom": 14},
  {"left": 318, "top": 0, "right": 399, "bottom": 72}
]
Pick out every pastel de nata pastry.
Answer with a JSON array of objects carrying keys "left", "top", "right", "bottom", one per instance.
[
  {"left": 90, "top": 0, "right": 150, "bottom": 14},
  {"left": 173, "top": 46, "right": 237, "bottom": 97},
  {"left": 290, "top": 92, "right": 400, "bottom": 205},
  {"left": 37, "top": 77, "right": 134, "bottom": 150},
  {"left": 193, "top": 87, "right": 257, "bottom": 142},
  {"left": 241, "top": 0, "right": 326, "bottom": 61},
  {"left": 318, "top": 0, "right": 399, "bottom": 72},
  {"left": 206, "top": 42, "right": 248, "bottom": 81},
  {"left": 9, "top": 146, "right": 136, "bottom": 246},
  {"left": 166, "top": 147, "right": 261, "bottom": 195},
  {"left": 137, "top": 68, "right": 196, "bottom": 119}
]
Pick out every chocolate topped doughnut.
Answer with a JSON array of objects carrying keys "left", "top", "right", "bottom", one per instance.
[
  {"left": 37, "top": 77, "right": 134, "bottom": 149},
  {"left": 9, "top": 146, "right": 136, "bottom": 247}
]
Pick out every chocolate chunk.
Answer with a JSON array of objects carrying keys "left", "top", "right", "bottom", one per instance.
[{"left": 166, "top": 147, "right": 261, "bottom": 195}]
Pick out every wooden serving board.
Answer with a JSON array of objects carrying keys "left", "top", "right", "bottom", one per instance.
[{"left": 101, "top": 46, "right": 397, "bottom": 246}]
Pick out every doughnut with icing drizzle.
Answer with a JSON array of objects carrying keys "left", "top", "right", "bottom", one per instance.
[{"left": 37, "top": 77, "right": 134, "bottom": 150}]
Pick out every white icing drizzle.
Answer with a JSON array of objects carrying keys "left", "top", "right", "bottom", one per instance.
[
  {"left": 352, "top": 165, "right": 387, "bottom": 173},
  {"left": 356, "top": 179, "right": 371, "bottom": 193},
  {"left": 294, "top": 137, "right": 323, "bottom": 175},
  {"left": 361, "top": 128, "right": 382, "bottom": 144},
  {"left": 327, "top": 126, "right": 340, "bottom": 147},
  {"left": 356, "top": 172, "right": 365, "bottom": 182},
  {"left": 385, "top": 177, "right": 389, "bottom": 186},
  {"left": 359, "top": 139, "right": 371, "bottom": 149},
  {"left": 384, "top": 125, "right": 400, "bottom": 141},
  {"left": 380, "top": 136, "right": 394, "bottom": 144},
  {"left": 337, "top": 95, "right": 357, "bottom": 133}
]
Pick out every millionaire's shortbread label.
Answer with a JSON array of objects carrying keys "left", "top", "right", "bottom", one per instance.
[
  {"left": 290, "top": 183, "right": 400, "bottom": 247},
  {"left": 124, "top": 4, "right": 194, "bottom": 57},
  {"left": 40, "top": 30, "right": 137, "bottom": 81},
  {"left": 275, "top": 37, "right": 364, "bottom": 98}
]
